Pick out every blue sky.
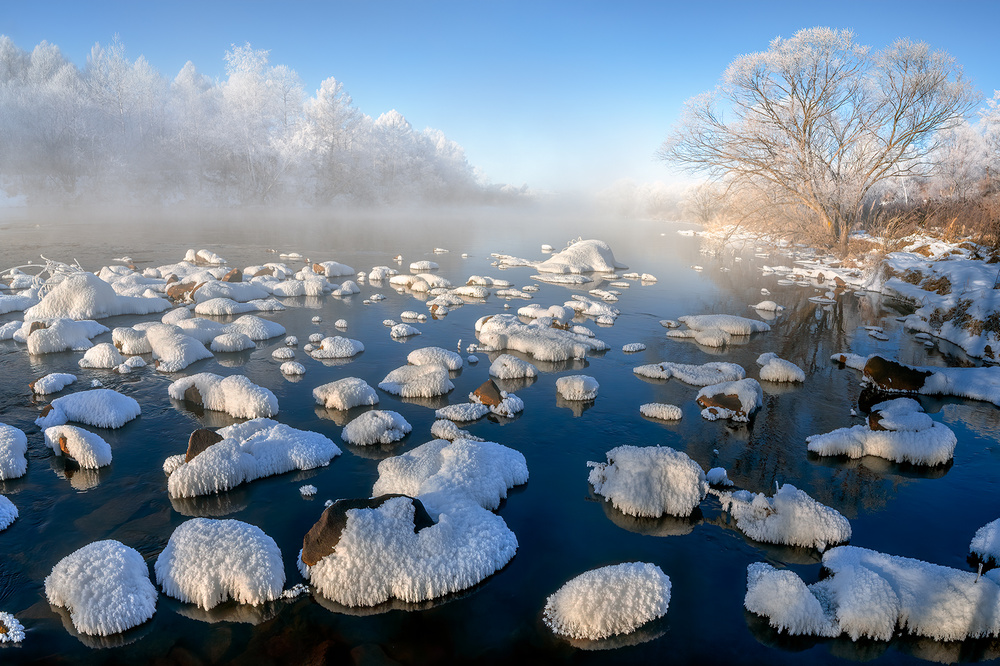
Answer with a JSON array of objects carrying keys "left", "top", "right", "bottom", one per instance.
[{"left": 3, "top": 1, "right": 998, "bottom": 193}]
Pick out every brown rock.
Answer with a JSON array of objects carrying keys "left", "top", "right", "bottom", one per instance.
[
  {"left": 863, "top": 355, "right": 932, "bottom": 392},
  {"left": 183, "top": 385, "right": 203, "bottom": 407},
  {"left": 59, "top": 434, "right": 70, "bottom": 455},
  {"left": 221, "top": 268, "right": 242, "bottom": 283},
  {"left": 834, "top": 276, "right": 847, "bottom": 288},
  {"left": 27, "top": 321, "right": 47, "bottom": 336},
  {"left": 986, "top": 345, "right": 995, "bottom": 360},
  {"left": 166, "top": 281, "right": 196, "bottom": 301},
  {"left": 473, "top": 379, "right": 503, "bottom": 406},
  {"left": 253, "top": 267, "right": 273, "bottom": 278},
  {"left": 868, "top": 412, "right": 887, "bottom": 431},
  {"left": 0, "top": 621, "right": 6, "bottom": 635},
  {"left": 312, "top": 263, "right": 325, "bottom": 275},
  {"left": 301, "top": 495, "right": 434, "bottom": 566},
  {"left": 165, "top": 274, "right": 179, "bottom": 284},
  {"left": 40, "top": 404, "right": 53, "bottom": 418},
  {"left": 816, "top": 272, "right": 826, "bottom": 282},
  {"left": 549, "top": 320, "right": 571, "bottom": 331},
  {"left": 696, "top": 392, "right": 744, "bottom": 416},
  {"left": 186, "top": 428, "right": 224, "bottom": 462},
  {"left": 28, "top": 380, "right": 35, "bottom": 393}
]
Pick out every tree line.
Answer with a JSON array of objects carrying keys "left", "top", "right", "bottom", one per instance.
[{"left": 0, "top": 37, "right": 525, "bottom": 206}]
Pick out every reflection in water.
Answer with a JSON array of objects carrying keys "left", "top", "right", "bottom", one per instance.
[
  {"left": 169, "top": 399, "right": 245, "bottom": 429},
  {"left": 172, "top": 599, "right": 279, "bottom": 625},
  {"left": 50, "top": 603, "right": 154, "bottom": 649},
  {"left": 169, "top": 488, "right": 250, "bottom": 517},
  {"left": 314, "top": 404, "right": 376, "bottom": 427},
  {"left": 594, "top": 495, "right": 700, "bottom": 537},
  {"left": 51, "top": 460, "right": 108, "bottom": 492},
  {"left": 213, "top": 350, "right": 254, "bottom": 368},
  {"left": 548, "top": 613, "right": 668, "bottom": 651},
  {"left": 555, "top": 395, "right": 594, "bottom": 417}
]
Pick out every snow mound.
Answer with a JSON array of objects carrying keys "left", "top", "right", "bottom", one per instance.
[
  {"left": 223, "top": 315, "right": 285, "bottom": 341},
  {"left": 744, "top": 562, "right": 839, "bottom": 638},
  {"left": 718, "top": 484, "right": 852, "bottom": 550},
  {"left": 489, "top": 354, "right": 538, "bottom": 380},
  {"left": 535, "top": 239, "right": 626, "bottom": 275},
  {"left": 697, "top": 378, "right": 763, "bottom": 422},
  {"left": 0, "top": 611, "right": 24, "bottom": 643},
  {"left": 556, "top": 375, "right": 599, "bottom": 401},
  {"left": 372, "top": 438, "right": 528, "bottom": 514},
  {"left": 407, "top": 346, "right": 463, "bottom": 370},
  {"left": 168, "top": 373, "right": 278, "bottom": 419},
  {"left": 435, "top": 403, "right": 490, "bottom": 422},
  {"left": 588, "top": 445, "right": 708, "bottom": 517},
  {"left": 757, "top": 352, "right": 805, "bottom": 382},
  {"left": 314, "top": 377, "right": 379, "bottom": 411},
  {"left": 210, "top": 332, "right": 256, "bottom": 352},
  {"left": 390, "top": 323, "right": 421, "bottom": 339},
  {"left": 543, "top": 562, "right": 671, "bottom": 640},
  {"left": 45, "top": 540, "right": 157, "bottom": 636},
  {"left": 25, "top": 272, "right": 170, "bottom": 320},
  {"left": 342, "top": 410, "right": 412, "bottom": 446},
  {"left": 751, "top": 300, "right": 784, "bottom": 312},
  {"left": 806, "top": 398, "right": 956, "bottom": 466},
  {"left": 633, "top": 361, "right": 745, "bottom": 386},
  {"left": 36, "top": 389, "right": 141, "bottom": 429},
  {"left": 166, "top": 419, "right": 341, "bottom": 498},
  {"left": 45, "top": 425, "right": 113, "bottom": 469},
  {"left": 706, "top": 467, "right": 733, "bottom": 486},
  {"left": 145, "top": 325, "right": 214, "bottom": 372},
  {"left": 0, "top": 494, "right": 16, "bottom": 530},
  {"left": 26, "top": 319, "right": 109, "bottom": 355},
  {"left": 300, "top": 496, "right": 517, "bottom": 607},
  {"left": 677, "top": 314, "right": 771, "bottom": 335},
  {"left": 280, "top": 361, "right": 305, "bottom": 375},
  {"left": 379, "top": 363, "right": 454, "bottom": 398},
  {"left": 971, "top": 519, "right": 1000, "bottom": 562},
  {"left": 476, "top": 314, "right": 608, "bottom": 362},
  {"left": 639, "top": 403, "right": 682, "bottom": 420},
  {"left": 431, "top": 419, "right": 484, "bottom": 442},
  {"left": 0, "top": 423, "right": 28, "bottom": 480},
  {"left": 78, "top": 342, "right": 125, "bottom": 369},
  {"left": 155, "top": 518, "right": 285, "bottom": 609},
  {"left": 309, "top": 336, "right": 365, "bottom": 359}
]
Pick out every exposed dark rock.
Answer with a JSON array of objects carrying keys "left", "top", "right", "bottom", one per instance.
[
  {"left": 301, "top": 495, "right": 435, "bottom": 566},
  {"left": 863, "top": 355, "right": 932, "bottom": 392},
  {"left": 221, "top": 268, "right": 242, "bottom": 283},
  {"left": 183, "top": 385, "right": 203, "bottom": 407},
  {"left": 253, "top": 267, "right": 273, "bottom": 278},
  {"left": 186, "top": 428, "right": 224, "bottom": 462},
  {"left": 27, "top": 321, "right": 47, "bottom": 336},
  {"left": 472, "top": 379, "right": 503, "bottom": 406},
  {"left": 696, "top": 392, "right": 744, "bottom": 416}
]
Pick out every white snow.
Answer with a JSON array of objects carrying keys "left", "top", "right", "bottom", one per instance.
[
  {"left": 534, "top": 239, "right": 626, "bottom": 275},
  {"left": 639, "top": 403, "right": 683, "bottom": 420},
  {"left": 155, "top": 518, "right": 285, "bottom": 609},
  {"left": 488, "top": 354, "right": 538, "bottom": 380},
  {"left": 390, "top": 323, "right": 421, "bottom": 339},
  {"left": 223, "top": 315, "right": 285, "bottom": 341},
  {"left": 44, "top": 425, "right": 113, "bottom": 469},
  {"left": 341, "top": 410, "right": 412, "bottom": 446},
  {"left": 313, "top": 377, "right": 379, "bottom": 411},
  {"left": 77, "top": 342, "right": 125, "bottom": 369},
  {"left": 588, "top": 445, "right": 708, "bottom": 517},
  {"left": 751, "top": 300, "right": 784, "bottom": 312},
  {"left": 633, "top": 361, "right": 745, "bottom": 386},
  {"left": 300, "top": 484, "right": 317, "bottom": 497},
  {"left": 280, "top": 361, "right": 305, "bottom": 375},
  {"left": 556, "top": 375, "right": 599, "bottom": 401},
  {"left": 407, "top": 346, "right": 463, "bottom": 370},
  {"left": 210, "top": 332, "right": 256, "bottom": 352},
  {"left": 0, "top": 494, "right": 16, "bottom": 530},
  {"left": 677, "top": 314, "right": 771, "bottom": 335},
  {"left": 706, "top": 467, "right": 733, "bottom": 486},
  {"left": 431, "top": 419, "right": 485, "bottom": 442},
  {"left": 36, "top": 389, "right": 141, "bottom": 429},
  {"left": 270, "top": 346, "right": 294, "bottom": 359},
  {"left": 145, "top": 324, "right": 214, "bottom": 372},
  {"left": 475, "top": 314, "right": 608, "bottom": 362},
  {"left": 168, "top": 373, "right": 278, "bottom": 419},
  {"left": 25, "top": 319, "right": 109, "bottom": 355},
  {"left": 44, "top": 540, "right": 157, "bottom": 636},
  {"left": 697, "top": 378, "right": 763, "bottom": 422},
  {"left": 25, "top": 272, "right": 170, "bottom": 320},
  {"left": 971, "top": 519, "right": 1000, "bottom": 562},
  {"left": 0, "top": 423, "right": 28, "bottom": 480},
  {"left": 622, "top": 342, "right": 646, "bottom": 352},
  {"left": 0, "top": 611, "right": 24, "bottom": 643},
  {"left": 309, "top": 336, "right": 365, "bottom": 359},
  {"left": 756, "top": 352, "right": 806, "bottom": 382},
  {"left": 435, "top": 403, "right": 490, "bottom": 422},
  {"left": 717, "top": 484, "right": 852, "bottom": 550},
  {"left": 379, "top": 363, "right": 454, "bottom": 398},
  {"left": 543, "top": 562, "right": 671, "bottom": 641}
]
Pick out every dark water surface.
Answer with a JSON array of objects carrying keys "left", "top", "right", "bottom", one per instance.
[{"left": 1, "top": 208, "right": 998, "bottom": 665}]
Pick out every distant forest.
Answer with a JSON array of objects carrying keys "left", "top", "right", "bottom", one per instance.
[{"left": 0, "top": 37, "right": 527, "bottom": 206}]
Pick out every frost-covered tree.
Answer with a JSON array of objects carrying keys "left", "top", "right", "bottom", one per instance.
[{"left": 660, "top": 27, "right": 979, "bottom": 253}]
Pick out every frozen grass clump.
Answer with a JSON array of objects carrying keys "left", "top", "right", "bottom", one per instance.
[
  {"left": 639, "top": 403, "right": 682, "bottom": 420},
  {"left": 407, "top": 346, "right": 463, "bottom": 370},
  {"left": 155, "top": 518, "right": 284, "bottom": 610},
  {"left": 372, "top": 438, "right": 528, "bottom": 514},
  {"left": 633, "top": 361, "right": 745, "bottom": 386},
  {"left": 588, "top": 445, "right": 707, "bottom": 518},
  {"left": 379, "top": 363, "right": 454, "bottom": 398},
  {"left": 543, "top": 562, "right": 671, "bottom": 640},
  {"left": 313, "top": 377, "right": 379, "bottom": 411},
  {"left": 168, "top": 373, "right": 278, "bottom": 419},
  {"left": 45, "top": 540, "right": 157, "bottom": 636},
  {"left": 341, "top": 410, "right": 411, "bottom": 446},
  {"left": 757, "top": 352, "right": 806, "bottom": 382},
  {"left": 717, "top": 484, "right": 852, "bottom": 550},
  {"left": 489, "top": 354, "right": 538, "bottom": 380},
  {"left": 556, "top": 375, "right": 599, "bottom": 401},
  {"left": 0, "top": 423, "right": 28, "bottom": 480},
  {"left": 36, "top": 389, "right": 141, "bottom": 429},
  {"left": 44, "top": 425, "right": 112, "bottom": 469}
]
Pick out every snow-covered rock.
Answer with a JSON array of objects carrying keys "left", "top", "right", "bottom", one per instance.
[
  {"left": 309, "top": 336, "right": 365, "bottom": 359},
  {"left": 756, "top": 352, "right": 805, "bottom": 382},
  {"left": 44, "top": 425, "right": 113, "bottom": 469},
  {"left": 313, "top": 377, "right": 379, "bottom": 411},
  {"left": 588, "top": 445, "right": 708, "bottom": 518},
  {"left": 556, "top": 375, "right": 599, "bottom": 401},
  {"left": 407, "top": 346, "right": 463, "bottom": 370},
  {"left": 379, "top": 363, "right": 454, "bottom": 398},
  {"left": 639, "top": 403, "right": 683, "bottom": 420},
  {"left": 0, "top": 423, "right": 28, "bottom": 480},
  {"left": 168, "top": 373, "right": 278, "bottom": 419},
  {"left": 633, "top": 361, "right": 745, "bottom": 386},
  {"left": 696, "top": 378, "right": 763, "bottom": 422},
  {"left": 25, "top": 272, "right": 170, "bottom": 320},
  {"left": 78, "top": 342, "right": 125, "bottom": 369},
  {"left": 717, "top": 484, "right": 851, "bottom": 550},
  {"left": 36, "top": 389, "right": 141, "bottom": 429},
  {"left": 476, "top": 314, "right": 608, "bottom": 362},
  {"left": 489, "top": 354, "right": 538, "bottom": 380},
  {"left": 341, "top": 410, "right": 412, "bottom": 446}
]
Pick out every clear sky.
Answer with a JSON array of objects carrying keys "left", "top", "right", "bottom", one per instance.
[{"left": 2, "top": 0, "right": 998, "bottom": 193}]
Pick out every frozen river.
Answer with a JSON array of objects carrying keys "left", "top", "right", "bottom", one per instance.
[{"left": 1, "top": 207, "right": 998, "bottom": 664}]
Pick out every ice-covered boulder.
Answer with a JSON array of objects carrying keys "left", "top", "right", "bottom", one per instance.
[
  {"left": 639, "top": 403, "right": 683, "bottom": 420},
  {"left": 379, "top": 363, "right": 454, "bottom": 398},
  {"left": 45, "top": 540, "right": 157, "bottom": 636},
  {"left": 25, "top": 272, "right": 170, "bottom": 320},
  {"left": 168, "top": 373, "right": 278, "bottom": 419},
  {"left": 475, "top": 314, "right": 608, "bottom": 362},
  {"left": 407, "top": 346, "right": 463, "bottom": 370},
  {"left": 756, "top": 352, "right": 805, "bottom": 382},
  {"left": 588, "top": 445, "right": 707, "bottom": 518},
  {"left": 223, "top": 315, "right": 285, "bottom": 341},
  {"left": 696, "top": 378, "right": 763, "bottom": 422},
  {"left": 556, "top": 375, "right": 599, "bottom": 401},
  {"left": 155, "top": 518, "right": 284, "bottom": 609},
  {"left": 309, "top": 336, "right": 365, "bottom": 359},
  {"left": 543, "top": 562, "right": 671, "bottom": 640},
  {"left": 633, "top": 361, "right": 745, "bottom": 386},
  {"left": 0, "top": 494, "right": 16, "bottom": 530},
  {"left": 535, "top": 239, "right": 626, "bottom": 275},
  {"left": 489, "top": 354, "right": 538, "bottom": 380},
  {"left": 341, "top": 410, "right": 412, "bottom": 446},
  {"left": 313, "top": 377, "right": 379, "bottom": 411},
  {"left": 677, "top": 313, "right": 771, "bottom": 335},
  {"left": 30, "top": 372, "right": 77, "bottom": 395},
  {"left": 36, "top": 389, "right": 141, "bottom": 429},
  {"left": 78, "top": 342, "right": 125, "bottom": 369},
  {"left": 25, "top": 319, "right": 109, "bottom": 355},
  {"left": 717, "top": 484, "right": 851, "bottom": 550},
  {"left": 44, "top": 425, "right": 113, "bottom": 469},
  {"left": 145, "top": 324, "right": 214, "bottom": 372},
  {"left": 971, "top": 518, "right": 1000, "bottom": 563},
  {"left": 210, "top": 332, "right": 256, "bottom": 352},
  {"left": 0, "top": 423, "right": 28, "bottom": 480}
]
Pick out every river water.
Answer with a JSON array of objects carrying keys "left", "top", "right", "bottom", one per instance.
[{"left": 0, "top": 207, "right": 998, "bottom": 665}]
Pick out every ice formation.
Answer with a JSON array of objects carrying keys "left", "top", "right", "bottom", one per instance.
[
  {"left": 309, "top": 335, "right": 365, "bottom": 359},
  {"left": 36, "top": 389, "right": 141, "bottom": 429},
  {"left": 44, "top": 540, "right": 157, "bottom": 636},
  {"left": 210, "top": 332, "right": 256, "bottom": 352},
  {"left": 407, "top": 346, "right": 463, "bottom": 370},
  {"left": 622, "top": 342, "right": 646, "bottom": 352},
  {"left": 751, "top": 300, "right": 784, "bottom": 312},
  {"left": 717, "top": 484, "right": 851, "bottom": 550},
  {"left": 168, "top": 373, "right": 278, "bottom": 419},
  {"left": 971, "top": 518, "right": 1000, "bottom": 562},
  {"left": 0, "top": 423, "right": 28, "bottom": 480},
  {"left": 0, "top": 494, "right": 16, "bottom": 530},
  {"left": 145, "top": 325, "right": 214, "bottom": 372},
  {"left": 431, "top": 419, "right": 484, "bottom": 442},
  {"left": 0, "top": 611, "right": 24, "bottom": 643},
  {"left": 677, "top": 314, "right": 771, "bottom": 335},
  {"left": 25, "top": 272, "right": 170, "bottom": 320},
  {"left": 390, "top": 323, "right": 421, "bottom": 339},
  {"left": 313, "top": 377, "right": 379, "bottom": 411},
  {"left": 155, "top": 518, "right": 285, "bottom": 609},
  {"left": 476, "top": 314, "right": 608, "bottom": 362},
  {"left": 77, "top": 342, "right": 125, "bottom": 369},
  {"left": 543, "top": 562, "right": 671, "bottom": 640},
  {"left": 556, "top": 375, "right": 599, "bottom": 401},
  {"left": 341, "top": 410, "right": 412, "bottom": 446},
  {"left": 379, "top": 363, "right": 454, "bottom": 398},
  {"left": 25, "top": 319, "right": 109, "bottom": 355},
  {"left": 223, "top": 315, "right": 286, "bottom": 341},
  {"left": 534, "top": 239, "right": 626, "bottom": 275},
  {"left": 44, "top": 425, "right": 113, "bottom": 469},
  {"left": 588, "top": 445, "right": 708, "bottom": 517},
  {"left": 756, "top": 352, "right": 805, "bottom": 382},
  {"left": 697, "top": 378, "right": 763, "bottom": 422},
  {"left": 165, "top": 419, "right": 341, "bottom": 498},
  {"left": 633, "top": 361, "right": 745, "bottom": 386},
  {"left": 806, "top": 398, "right": 957, "bottom": 466},
  {"left": 270, "top": 346, "right": 294, "bottom": 359},
  {"left": 372, "top": 438, "right": 528, "bottom": 514},
  {"left": 639, "top": 403, "right": 683, "bottom": 420},
  {"left": 706, "top": 467, "right": 733, "bottom": 486},
  {"left": 489, "top": 354, "right": 538, "bottom": 380}
]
